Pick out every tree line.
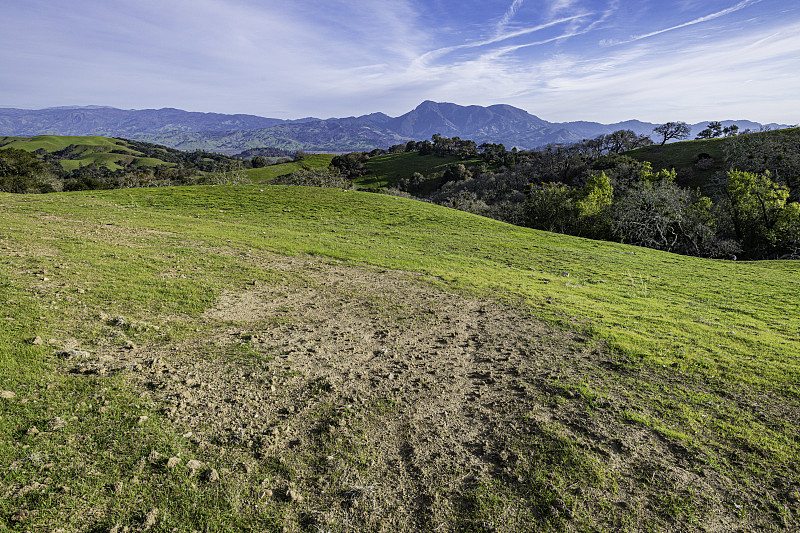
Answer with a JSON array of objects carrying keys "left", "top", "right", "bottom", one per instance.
[
  {"left": 382, "top": 127, "right": 800, "bottom": 260},
  {"left": 2, "top": 125, "right": 797, "bottom": 260}
]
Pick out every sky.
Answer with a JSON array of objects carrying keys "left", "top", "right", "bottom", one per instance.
[{"left": 1, "top": 0, "right": 799, "bottom": 124}]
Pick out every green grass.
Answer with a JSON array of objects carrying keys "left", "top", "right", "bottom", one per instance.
[
  {"left": 244, "top": 154, "right": 335, "bottom": 182},
  {"left": 0, "top": 135, "right": 128, "bottom": 153},
  {"left": 626, "top": 137, "right": 728, "bottom": 191},
  {"left": 1, "top": 185, "right": 798, "bottom": 531},
  {"left": 0, "top": 135, "right": 182, "bottom": 172},
  {"left": 357, "top": 152, "right": 480, "bottom": 189},
  {"left": 626, "top": 127, "right": 800, "bottom": 191}
]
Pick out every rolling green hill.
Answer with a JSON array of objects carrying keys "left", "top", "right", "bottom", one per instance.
[
  {"left": 358, "top": 152, "right": 480, "bottom": 190},
  {"left": 0, "top": 135, "right": 174, "bottom": 171},
  {"left": 0, "top": 135, "right": 241, "bottom": 173},
  {"left": 1, "top": 185, "right": 797, "bottom": 531},
  {"left": 626, "top": 127, "right": 800, "bottom": 192},
  {"left": 243, "top": 153, "right": 335, "bottom": 183}
]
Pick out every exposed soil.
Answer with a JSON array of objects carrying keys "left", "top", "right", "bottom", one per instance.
[{"left": 59, "top": 255, "right": 793, "bottom": 531}]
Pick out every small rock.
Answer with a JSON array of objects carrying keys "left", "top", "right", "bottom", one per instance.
[
  {"left": 26, "top": 426, "right": 40, "bottom": 437},
  {"left": 166, "top": 457, "right": 181, "bottom": 469},
  {"left": 124, "top": 340, "right": 137, "bottom": 350},
  {"left": 142, "top": 508, "right": 159, "bottom": 530},
  {"left": 111, "top": 481, "right": 124, "bottom": 494},
  {"left": 0, "top": 390, "right": 15, "bottom": 400},
  {"left": 137, "top": 415, "right": 149, "bottom": 426},
  {"left": 288, "top": 488, "right": 304, "bottom": 502},
  {"left": 147, "top": 450, "right": 162, "bottom": 463},
  {"left": 31, "top": 336, "right": 43, "bottom": 345},
  {"left": 186, "top": 459, "right": 204, "bottom": 472},
  {"left": 202, "top": 468, "right": 220, "bottom": 483},
  {"left": 259, "top": 489, "right": 274, "bottom": 500},
  {"left": 59, "top": 349, "right": 91, "bottom": 359}
]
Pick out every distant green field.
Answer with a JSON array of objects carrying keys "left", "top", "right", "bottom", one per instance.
[
  {"left": 0, "top": 135, "right": 185, "bottom": 173},
  {"left": 244, "top": 153, "right": 335, "bottom": 182},
  {"left": 358, "top": 152, "right": 479, "bottom": 189},
  {"left": 0, "top": 134, "right": 128, "bottom": 153},
  {"left": 132, "top": 156, "right": 174, "bottom": 168}
]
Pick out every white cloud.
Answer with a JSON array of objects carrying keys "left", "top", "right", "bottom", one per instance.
[
  {"left": 617, "top": 0, "right": 763, "bottom": 44},
  {"left": 0, "top": 0, "right": 797, "bottom": 123},
  {"left": 496, "top": 0, "right": 525, "bottom": 35}
]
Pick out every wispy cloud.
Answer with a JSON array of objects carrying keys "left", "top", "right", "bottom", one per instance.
[
  {"left": 612, "top": 0, "right": 763, "bottom": 45},
  {"left": 496, "top": 0, "right": 525, "bottom": 36},
  {"left": 0, "top": 0, "right": 797, "bottom": 123}
]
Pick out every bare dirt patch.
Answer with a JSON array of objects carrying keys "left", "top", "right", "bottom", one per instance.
[{"left": 64, "top": 255, "right": 781, "bottom": 531}]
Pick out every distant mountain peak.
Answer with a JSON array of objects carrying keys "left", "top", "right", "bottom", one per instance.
[{"left": 0, "top": 102, "right": 790, "bottom": 152}]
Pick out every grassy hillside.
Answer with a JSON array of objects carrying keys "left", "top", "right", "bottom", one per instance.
[
  {"left": 0, "top": 135, "right": 178, "bottom": 171},
  {"left": 244, "top": 153, "right": 335, "bottom": 183},
  {"left": 0, "top": 134, "right": 124, "bottom": 152},
  {"left": 357, "top": 152, "right": 479, "bottom": 190},
  {"left": 626, "top": 127, "right": 800, "bottom": 191},
  {"left": 1, "top": 185, "right": 798, "bottom": 531},
  {"left": 0, "top": 135, "right": 243, "bottom": 175}
]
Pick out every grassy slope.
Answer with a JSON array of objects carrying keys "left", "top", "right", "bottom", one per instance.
[
  {"left": 626, "top": 127, "right": 800, "bottom": 191},
  {"left": 243, "top": 153, "right": 335, "bottom": 182},
  {"left": 0, "top": 135, "right": 177, "bottom": 171},
  {"left": 358, "top": 152, "right": 479, "bottom": 190},
  {"left": 0, "top": 135, "right": 125, "bottom": 152},
  {"left": 1, "top": 185, "right": 798, "bottom": 531}
]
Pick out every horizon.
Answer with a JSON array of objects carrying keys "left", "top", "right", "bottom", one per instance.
[
  {"left": 1, "top": 1, "right": 799, "bottom": 124},
  {"left": 0, "top": 101, "right": 793, "bottom": 128}
]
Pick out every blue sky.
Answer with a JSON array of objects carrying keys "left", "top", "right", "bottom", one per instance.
[{"left": 1, "top": 0, "right": 798, "bottom": 123}]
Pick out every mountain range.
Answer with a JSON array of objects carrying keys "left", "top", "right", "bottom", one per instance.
[{"left": 0, "top": 102, "right": 791, "bottom": 153}]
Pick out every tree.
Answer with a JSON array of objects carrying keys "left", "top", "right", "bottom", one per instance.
[
  {"left": 696, "top": 121, "right": 723, "bottom": 139},
  {"left": 588, "top": 130, "right": 654, "bottom": 154},
  {"left": 576, "top": 171, "right": 613, "bottom": 219},
  {"left": 612, "top": 177, "right": 734, "bottom": 257},
  {"left": 725, "top": 170, "right": 793, "bottom": 257},
  {"left": 525, "top": 182, "right": 576, "bottom": 234},
  {"left": 575, "top": 171, "right": 613, "bottom": 238},
  {"left": 442, "top": 163, "right": 471, "bottom": 182},
  {"left": 251, "top": 156, "right": 268, "bottom": 168},
  {"left": 330, "top": 152, "right": 368, "bottom": 178},
  {"left": 653, "top": 121, "right": 691, "bottom": 145},
  {"left": 0, "top": 148, "right": 57, "bottom": 193},
  {"left": 724, "top": 128, "right": 800, "bottom": 201},
  {"left": 723, "top": 125, "right": 739, "bottom": 137}
]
